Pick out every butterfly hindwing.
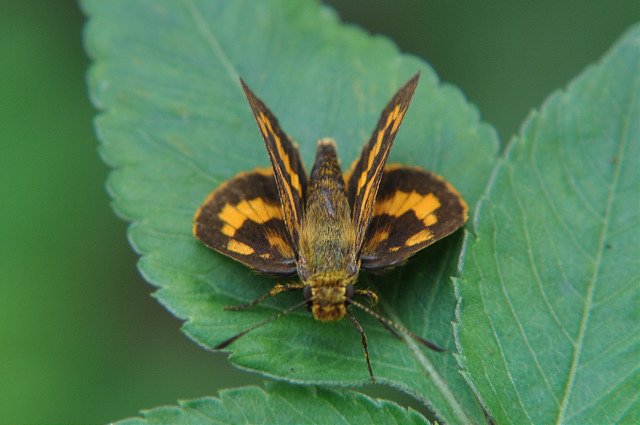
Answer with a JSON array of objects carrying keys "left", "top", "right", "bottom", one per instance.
[
  {"left": 241, "top": 79, "right": 307, "bottom": 248},
  {"left": 360, "top": 165, "right": 468, "bottom": 272},
  {"left": 193, "top": 168, "right": 297, "bottom": 275},
  {"left": 346, "top": 74, "right": 419, "bottom": 251}
]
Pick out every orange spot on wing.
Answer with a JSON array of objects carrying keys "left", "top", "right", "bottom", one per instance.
[
  {"left": 226, "top": 240, "right": 254, "bottom": 255},
  {"left": 396, "top": 191, "right": 423, "bottom": 216},
  {"left": 391, "top": 109, "right": 406, "bottom": 133},
  {"left": 221, "top": 224, "right": 236, "bottom": 237},
  {"left": 356, "top": 106, "right": 401, "bottom": 195},
  {"left": 266, "top": 230, "right": 294, "bottom": 257},
  {"left": 374, "top": 191, "right": 441, "bottom": 226},
  {"left": 423, "top": 213, "right": 437, "bottom": 226},
  {"left": 258, "top": 112, "right": 302, "bottom": 196},
  {"left": 257, "top": 112, "right": 302, "bottom": 228},
  {"left": 218, "top": 198, "right": 282, "bottom": 236},
  {"left": 406, "top": 229, "right": 432, "bottom": 246},
  {"left": 248, "top": 198, "right": 282, "bottom": 222},
  {"left": 385, "top": 190, "right": 409, "bottom": 216},
  {"left": 414, "top": 193, "right": 441, "bottom": 217},
  {"left": 366, "top": 190, "right": 442, "bottom": 253},
  {"left": 218, "top": 204, "right": 246, "bottom": 229},
  {"left": 365, "top": 229, "right": 390, "bottom": 252}
]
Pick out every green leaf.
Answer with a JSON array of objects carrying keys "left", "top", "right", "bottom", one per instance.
[
  {"left": 455, "top": 24, "right": 640, "bottom": 424},
  {"left": 116, "top": 383, "right": 429, "bottom": 425},
  {"left": 83, "top": 0, "right": 498, "bottom": 423}
]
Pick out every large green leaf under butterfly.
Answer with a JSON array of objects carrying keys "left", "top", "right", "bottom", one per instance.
[{"left": 84, "top": 0, "right": 498, "bottom": 423}]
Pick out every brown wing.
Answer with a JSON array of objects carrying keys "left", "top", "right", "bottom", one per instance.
[
  {"left": 241, "top": 79, "right": 307, "bottom": 248},
  {"left": 360, "top": 165, "right": 468, "bottom": 272},
  {"left": 193, "top": 168, "right": 297, "bottom": 275},
  {"left": 346, "top": 74, "right": 419, "bottom": 251}
]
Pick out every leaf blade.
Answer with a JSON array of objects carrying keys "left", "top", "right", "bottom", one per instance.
[
  {"left": 456, "top": 24, "right": 640, "bottom": 424},
  {"left": 115, "top": 384, "right": 430, "bottom": 425},
  {"left": 83, "top": 0, "right": 499, "bottom": 423}
]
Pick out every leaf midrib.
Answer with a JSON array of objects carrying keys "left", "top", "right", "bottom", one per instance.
[
  {"left": 182, "top": 0, "right": 240, "bottom": 86},
  {"left": 382, "top": 297, "right": 474, "bottom": 425}
]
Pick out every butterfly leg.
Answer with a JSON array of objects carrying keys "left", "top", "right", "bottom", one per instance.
[
  {"left": 354, "top": 279, "right": 402, "bottom": 340},
  {"left": 353, "top": 289, "right": 400, "bottom": 339},
  {"left": 355, "top": 289, "right": 379, "bottom": 307},
  {"left": 347, "top": 310, "right": 375, "bottom": 383},
  {"left": 224, "top": 283, "right": 305, "bottom": 311},
  {"left": 376, "top": 312, "right": 403, "bottom": 341}
]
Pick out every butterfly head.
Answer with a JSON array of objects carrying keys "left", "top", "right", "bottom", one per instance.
[{"left": 302, "top": 272, "right": 356, "bottom": 322}]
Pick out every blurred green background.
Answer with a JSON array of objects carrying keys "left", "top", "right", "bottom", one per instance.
[{"left": 0, "top": 1, "right": 637, "bottom": 423}]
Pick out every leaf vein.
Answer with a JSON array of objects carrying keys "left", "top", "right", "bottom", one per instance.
[
  {"left": 528, "top": 114, "right": 595, "bottom": 262},
  {"left": 182, "top": 0, "right": 240, "bottom": 86},
  {"left": 565, "top": 367, "right": 639, "bottom": 422},
  {"left": 472, "top": 249, "right": 534, "bottom": 423},
  {"left": 513, "top": 139, "right": 576, "bottom": 343},
  {"left": 490, "top": 204, "right": 560, "bottom": 405},
  {"left": 138, "top": 129, "right": 217, "bottom": 184},
  {"left": 382, "top": 301, "right": 474, "bottom": 425}
]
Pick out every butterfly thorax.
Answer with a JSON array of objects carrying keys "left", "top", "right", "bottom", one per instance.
[{"left": 297, "top": 139, "right": 359, "bottom": 321}]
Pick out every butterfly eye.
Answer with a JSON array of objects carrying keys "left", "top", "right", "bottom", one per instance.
[
  {"left": 303, "top": 285, "right": 312, "bottom": 302},
  {"left": 345, "top": 284, "right": 355, "bottom": 301}
]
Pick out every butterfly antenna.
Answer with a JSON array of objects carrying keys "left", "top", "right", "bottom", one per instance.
[
  {"left": 215, "top": 300, "right": 307, "bottom": 349},
  {"left": 347, "top": 298, "right": 446, "bottom": 352}
]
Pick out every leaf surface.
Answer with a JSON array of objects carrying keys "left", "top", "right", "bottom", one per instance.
[
  {"left": 83, "top": 1, "right": 499, "bottom": 423},
  {"left": 456, "top": 24, "right": 640, "bottom": 424}
]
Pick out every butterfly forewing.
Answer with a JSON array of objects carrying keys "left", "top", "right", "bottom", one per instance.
[
  {"left": 241, "top": 80, "right": 307, "bottom": 248},
  {"left": 360, "top": 165, "right": 468, "bottom": 271},
  {"left": 193, "top": 168, "right": 297, "bottom": 275},
  {"left": 346, "top": 74, "right": 419, "bottom": 251}
]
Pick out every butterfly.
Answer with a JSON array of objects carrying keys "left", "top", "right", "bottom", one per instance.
[{"left": 193, "top": 73, "right": 468, "bottom": 381}]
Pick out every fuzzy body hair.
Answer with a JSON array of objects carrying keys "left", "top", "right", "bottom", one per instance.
[{"left": 297, "top": 139, "right": 358, "bottom": 321}]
